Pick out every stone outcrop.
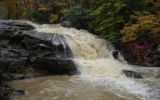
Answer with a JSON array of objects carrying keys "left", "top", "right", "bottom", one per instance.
[
  {"left": 0, "top": 20, "right": 78, "bottom": 99},
  {"left": 122, "top": 70, "right": 143, "bottom": 79},
  {"left": 0, "top": 20, "right": 77, "bottom": 78}
]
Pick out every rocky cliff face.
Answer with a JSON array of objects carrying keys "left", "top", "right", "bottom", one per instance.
[
  {"left": 0, "top": 20, "right": 78, "bottom": 99},
  {"left": 0, "top": 20, "right": 77, "bottom": 80}
]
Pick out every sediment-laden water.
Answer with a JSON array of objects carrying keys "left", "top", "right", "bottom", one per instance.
[{"left": 9, "top": 21, "right": 160, "bottom": 100}]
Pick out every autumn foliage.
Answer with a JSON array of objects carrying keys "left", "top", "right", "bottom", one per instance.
[
  {"left": 121, "top": 12, "right": 160, "bottom": 43},
  {"left": 121, "top": 11, "right": 160, "bottom": 65}
]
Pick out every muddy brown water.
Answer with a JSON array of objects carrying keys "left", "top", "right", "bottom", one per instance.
[
  {"left": 7, "top": 20, "right": 160, "bottom": 100},
  {"left": 10, "top": 75, "right": 140, "bottom": 100}
]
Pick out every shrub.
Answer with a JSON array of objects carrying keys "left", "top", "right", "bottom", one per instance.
[
  {"left": 121, "top": 11, "right": 160, "bottom": 65},
  {"left": 121, "top": 12, "right": 160, "bottom": 43},
  {"left": 62, "top": 5, "right": 91, "bottom": 29},
  {"left": 126, "top": 43, "right": 154, "bottom": 65},
  {"left": 26, "top": 10, "right": 40, "bottom": 22},
  {"left": 89, "top": 0, "right": 127, "bottom": 43}
]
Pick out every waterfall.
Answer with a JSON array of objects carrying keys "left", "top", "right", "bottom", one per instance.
[
  {"left": 28, "top": 23, "right": 133, "bottom": 78},
  {"left": 9, "top": 20, "right": 160, "bottom": 100}
]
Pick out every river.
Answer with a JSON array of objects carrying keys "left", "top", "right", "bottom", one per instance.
[{"left": 9, "top": 21, "right": 160, "bottom": 100}]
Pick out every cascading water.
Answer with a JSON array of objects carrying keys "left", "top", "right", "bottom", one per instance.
[
  {"left": 10, "top": 21, "right": 160, "bottom": 100},
  {"left": 31, "top": 23, "right": 131, "bottom": 77}
]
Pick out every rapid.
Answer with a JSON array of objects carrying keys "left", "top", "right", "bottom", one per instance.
[{"left": 10, "top": 21, "right": 160, "bottom": 100}]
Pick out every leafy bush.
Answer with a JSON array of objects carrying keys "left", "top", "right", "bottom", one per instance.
[
  {"left": 121, "top": 11, "right": 160, "bottom": 65},
  {"left": 62, "top": 5, "right": 91, "bottom": 29},
  {"left": 121, "top": 12, "right": 160, "bottom": 43},
  {"left": 49, "top": 14, "right": 58, "bottom": 23},
  {"left": 89, "top": 0, "right": 127, "bottom": 43},
  {"left": 125, "top": 43, "right": 154, "bottom": 65},
  {"left": 26, "top": 10, "right": 40, "bottom": 22},
  {"left": 89, "top": 0, "right": 159, "bottom": 43}
]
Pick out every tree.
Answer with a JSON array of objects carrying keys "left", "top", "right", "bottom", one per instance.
[
  {"left": 121, "top": 11, "right": 160, "bottom": 43},
  {"left": 6, "top": 0, "right": 23, "bottom": 19}
]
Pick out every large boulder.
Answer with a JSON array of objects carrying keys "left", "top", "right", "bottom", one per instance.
[
  {"left": 0, "top": 84, "right": 25, "bottom": 100},
  {"left": 32, "top": 57, "right": 77, "bottom": 75},
  {"left": 122, "top": 70, "right": 143, "bottom": 79},
  {"left": 0, "top": 20, "right": 77, "bottom": 77},
  {"left": 61, "top": 20, "right": 72, "bottom": 28}
]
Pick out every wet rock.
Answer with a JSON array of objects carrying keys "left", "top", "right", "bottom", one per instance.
[
  {"left": 1, "top": 73, "right": 12, "bottom": 81},
  {"left": 0, "top": 20, "right": 77, "bottom": 77},
  {"left": 122, "top": 70, "right": 143, "bottom": 79},
  {"left": 112, "top": 50, "right": 119, "bottom": 60},
  {"left": 0, "top": 84, "right": 25, "bottom": 99},
  {"left": 0, "top": 20, "right": 34, "bottom": 30},
  {"left": 32, "top": 57, "right": 77, "bottom": 75},
  {"left": 24, "top": 73, "right": 33, "bottom": 78},
  {"left": 0, "top": 49, "right": 29, "bottom": 67},
  {"left": 10, "top": 74, "right": 25, "bottom": 80},
  {"left": 0, "top": 84, "right": 12, "bottom": 100},
  {"left": 61, "top": 20, "right": 72, "bottom": 28},
  {"left": 0, "top": 20, "right": 78, "bottom": 100},
  {"left": 1, "top": 73, "right": 25, "bottom": 80},
  {"left": 12, "top": 90, "right": 25, "bottom": 96}
]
